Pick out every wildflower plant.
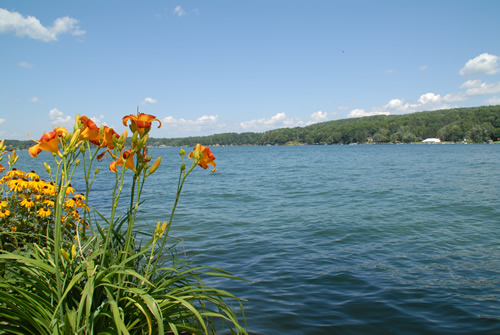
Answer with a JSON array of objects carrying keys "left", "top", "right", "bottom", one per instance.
[
  {"left": 0, "top": 168, "right": 87, "bottom": 250},
  {"left": 0, "top": 111, "right": 246, "bottom": 334}
]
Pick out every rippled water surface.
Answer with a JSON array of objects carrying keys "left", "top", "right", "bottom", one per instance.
[{"left": 16, "top": 144, "right": 500, "bottom": 334}]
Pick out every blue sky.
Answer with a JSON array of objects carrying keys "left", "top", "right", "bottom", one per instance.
[{"left": 1, "top": 1, "right": 500, "bottom": 140}]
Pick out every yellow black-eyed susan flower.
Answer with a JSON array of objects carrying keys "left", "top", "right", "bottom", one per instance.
[
  {"left": 7, "top": 169, "right": 24, "bottom": 178},
  {"left": 21, "top": 197, "right": 35, "bottom": 209},
  {"left": 25, "top": 170, "right": 39, "bottom": 180},
  {"left": 0, "top": 209, "right": 10, "bottom": 218},
  {"left": 37, "top": 207, "right": 51, "bottom": 218}
]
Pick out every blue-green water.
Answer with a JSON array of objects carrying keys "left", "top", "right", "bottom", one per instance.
[{"left": 14, "top": 144, "right": 500, "bottom": 334}]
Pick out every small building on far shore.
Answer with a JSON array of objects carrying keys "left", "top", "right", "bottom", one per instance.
[{"left": 422, "top": 138, "right": 441, "bottom": 143}]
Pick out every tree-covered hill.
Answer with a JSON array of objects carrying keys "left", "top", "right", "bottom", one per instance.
[
  {"left": 151, "top": 105, "right": 500, "bottom": 146},
  {"left": 3, "top": 105, "right": 500, "bottom": 149}
]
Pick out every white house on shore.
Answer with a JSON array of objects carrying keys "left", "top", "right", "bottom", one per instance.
[{"left": 422, "top": 138, "right": 441, "bottom": 143}]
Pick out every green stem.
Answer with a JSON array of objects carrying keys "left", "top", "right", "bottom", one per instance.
[
  {"left": 153, "top": 162, "right": 196, "bottom": 271},
  {"left": 100, "top": 161, "right": 127, "bottom": 267}
]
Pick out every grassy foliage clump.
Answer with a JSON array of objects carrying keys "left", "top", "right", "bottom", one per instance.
[{"left": 0, "top": 114, "right": 246, "bottom": 334}]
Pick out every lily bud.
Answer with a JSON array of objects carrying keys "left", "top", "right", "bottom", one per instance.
[
  {"left": 10, "top": 150, "right": 19, "bottom": 165},
  {"left": 154, "top": 221, "right": 163, "bottom": 239},
  {"left": 74, "top": 114, "right": 82, "bottom": 131},
  {"left": 69, "top": 129, "right": 81, "bottom": 148},
  {"left": 60, "top": 249, "right": 70, "bottom": 262},
  {"left": 146, "top": 156, "right": 161, "bottom": 176},
  {"left": 71, "top": 244, "right": 77, "bottom": 260},
  {"left": 44, "top": 162, "right": 52, "bottom": 175},
  {"left": 179, "top": 148, "right": 186, "bottom": 156},
  {"left": 118, "top": 129, "right": 128, "bottom": 145}
]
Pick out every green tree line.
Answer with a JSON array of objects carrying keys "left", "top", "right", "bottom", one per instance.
[{"left": 4, "top": 105, "right": 500, "bottom": 149}]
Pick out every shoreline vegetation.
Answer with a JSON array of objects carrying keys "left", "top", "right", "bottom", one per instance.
[
  {"left": 3, "top": 105, "right": 500, "bottom": 149},
  {"left": 0, "top": 113, "right": 246, "bottom": 334}
]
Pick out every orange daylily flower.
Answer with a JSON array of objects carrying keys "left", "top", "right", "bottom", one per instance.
[
  {"left": 0, "top": 164, "right": 4, "bottom": 173},
  {"left": 122, "top": 113, "right": 161, "bottom": 136},
  {"left": 109, "top": 148, "right": 136, "bottom": 172},
  {"left": 78, "top": 116, "right": 102, "bottom": 145},
  {"left": 100, "top": 126, "right": 120, "bottom": 149},
  {"left": 29, "top": 127, "right": 68, "bottom": 157},
  {"left": 188, "top": 144, "right": 216, "bottom": 172}
]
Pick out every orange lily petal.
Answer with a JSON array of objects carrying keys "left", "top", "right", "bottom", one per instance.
[
  {"left": 28, "top": 127, "right": 68, "bottom": 157},
  {"left": 122, "top": 113, "right": 161, "bottom": 136},
  {"left": 108, "top": 149, "right": 136, "bottom": 172},
  {"left": 189, "top": 144, "right": 216, "bottom": 172},
  {"left": 79, "top": 116, "right": 102, "bottom": 145},
  {"left": 100, "top": 126, "right": 119, "bottom": 149}
]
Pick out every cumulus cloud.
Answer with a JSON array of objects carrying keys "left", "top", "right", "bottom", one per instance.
[
  {"left": 18, "top": 61, "right": 33, "bottom": 69},
  {"left": 443, "top": 93, "right": 467, "bottom": 102},
  {"left": 348, "top": 109, "right": 390, "bottom": 118},
  {"left": 310, "top": 110, "right": 328, "bottom": 122},
  {"left": 0, "top": 8, "right": 85, "bottom": 42},
  {"left": 141, "top": 97, "right": 158, "bottom": 105},
  {"left": 418, "top": 92, "right": 442, "bottom": 104},
  {"left": 351, "top": 92, "right": 454, "bottom": 119},
  {"left": 173, "top": 6, "right": 186, "bottom": 17},
  {"left": 371, "top": 98, "right": 416, "bottom": 115},
  {"left": 48, "top": 108, "right": 72, "bottom": 125},
  {"left": 0, "top": 118, "right": 5, "bottom": 125},
  {"left": 460, "top": 80, "right": 500, "bottom": 96},
  {"left": 30, "top": 97, "right": 40, "bottom": 103},
  {"left": 459, "top": 53, "right": 500, "bottom": 76},
  {"left": 162, "top": 114, "right": 218, "bottom": 131},
  {"left": 484, "top": 96, "right": 500, "bottom": 105},
  {"left": 305, "top": 111, "right": 329, "bottom": 126},
  {"left": 239, "top": 112, "right": 304, "bottom": 130}
]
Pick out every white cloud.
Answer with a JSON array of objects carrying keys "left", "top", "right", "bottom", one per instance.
[
  {"left": 372, "top": 98, "right": 416, "bottom": 115},
  {"left": 141, "top": 97, "right": 158, "bottom": 105},
  {"left": 459, "top": 79, "right": 482, "bottom": 89},
  {"left": 173, "top": 6, "right": 186, "bottom": 17},
  {"left": 484, "top": 96, "right": 500, "bottom": 105},
  {"left": 30, "top": 97, "right": 40, "bottom": 103},
  {"left": 162, "top": 115, "right": 218, "bottom": 131},
  {"left": 239, "top": 112, "right": 304, "bottom": 130},
  {"left": 0, "top": 118, "right": 5, "bottom": 125},
  {"left": 443, "top": 93, "right": 467, "bottom": 102},
  {"left": 306, "top": 111, "right": 329, "bottom": 126},
  {"left": 351, "top": 92, "right": 455, "bottom": 119},
  {"left": 48, "top": 108, "right": 72, "bottom": 125},
  {"left": 310, "top": 111, "right": 328, "bottom": 122},
  {"left": 18, "top": 61, "right": 33, "bottom": 69},
  {"left": 419, "top": 65, "right": 428, "bottom": 71},
  {"left": 418, "top": 92, "right": 442, "bottom": 104},
  {"left": 459, "top": 53, "right": 500, "bottom": 76},
  {"left": 462, "top": 80, "right": 500, "bottom": 96},
  {"left": 347, "top": 109, "right": 390, "bottom": 118},
  {"left": 0, "top": 8, "right": 85, "bottom": 42}
]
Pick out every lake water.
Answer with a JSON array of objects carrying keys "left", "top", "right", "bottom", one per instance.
[{"left": 13, "top": 144, "right": 500, "bottom": 334}]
